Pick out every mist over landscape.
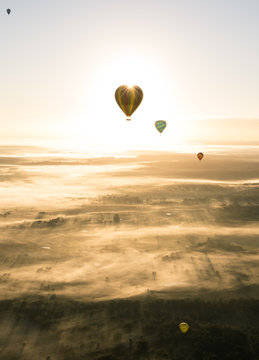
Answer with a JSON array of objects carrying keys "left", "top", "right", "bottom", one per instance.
[{"left": 0, "top": 145, "right": 259, "bottom": 359}]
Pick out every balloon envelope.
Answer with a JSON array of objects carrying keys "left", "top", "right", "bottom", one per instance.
[
  {"left": 197, "top": 152, "right": 204, "bottom": 161},
  {"left": 115, "top": 85, "right": 143, "bottom": 120},
  {"left": 7, "top": 9, "right": 11, "bottom": 15},
  {"left": 179, "top": 322, "right": 189, "bottom": 333},
  {"left": 155, "top": 120, "right": 167, "bottom": 133}
]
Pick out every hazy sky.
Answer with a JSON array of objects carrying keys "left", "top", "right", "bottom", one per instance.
[{"left": 1, "top": 0, "right": 259, "bottom": 149}]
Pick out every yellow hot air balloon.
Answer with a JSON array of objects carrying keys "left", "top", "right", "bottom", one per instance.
[
  {"left": 179, "top": 322, "right": 189, "bottom": 333},
  {"left": 115, "top": 85, "right": 143, "bottom": 121},
  {"left": 197, "top": 152, "right": 204, "bottom": 161}
]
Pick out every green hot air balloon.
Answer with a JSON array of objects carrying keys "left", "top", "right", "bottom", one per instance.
[
  {"left": 155, "top": 120, "right": 167, "bottom": 133},
  {"left": 7, "top": 9, "right": 11, "bottom": 15},
  {"left": 115, "top": 85, "right": 143, "bottom": 121}
]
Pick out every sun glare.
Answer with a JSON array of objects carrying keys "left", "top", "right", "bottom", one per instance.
[{"left": 65, "top": 54, "right": 193, "bottom": 151}]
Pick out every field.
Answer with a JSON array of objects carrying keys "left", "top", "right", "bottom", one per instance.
[{"left": 0, "top": 146, "right": 259, "bottom": 359}]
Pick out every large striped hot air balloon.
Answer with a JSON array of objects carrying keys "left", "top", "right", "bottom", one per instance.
[
  {"left": 115, "top": 85, "right": 143, "bottom": 121},
  {"left": 155, "top": 120, "right": 167, "bottom": 133}
]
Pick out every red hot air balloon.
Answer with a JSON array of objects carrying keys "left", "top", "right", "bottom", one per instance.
[{"left": 197, "top": 152, "right": 204, "bottom": 161}]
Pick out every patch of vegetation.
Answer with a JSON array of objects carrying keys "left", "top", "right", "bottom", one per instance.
[{"left": 0, "top": 296, "right": 258, "bottom": 359}]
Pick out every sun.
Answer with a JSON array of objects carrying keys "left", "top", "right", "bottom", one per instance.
[{"left": 69, "top": 54, "right": 191, "bottom": 151}]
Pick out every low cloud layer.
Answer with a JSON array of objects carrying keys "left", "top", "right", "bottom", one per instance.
[{"left": 0, "top": 146, "right": 259, "bottom": 301}]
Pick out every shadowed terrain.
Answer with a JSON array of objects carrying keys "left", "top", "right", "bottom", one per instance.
[{"left": 0, "top": 146, "right": 259, "bottom": 359}]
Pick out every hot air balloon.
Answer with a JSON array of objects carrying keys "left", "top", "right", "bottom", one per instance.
[
  {"left": 6, "top": 9, "right": 11, "bottom": 15},
  {"left": 115, "top": 85, "right": 143, "bottom": 121},
  {"left": 155, "top": 120, "right": 167, "bottom": 133},
  {"left": 197, "top": 152, "right": 204, "bottom": 161},
  {"left": 179, "top": 322, "right": 189, "bottom": 333}
]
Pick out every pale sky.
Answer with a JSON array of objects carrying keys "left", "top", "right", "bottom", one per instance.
[{"left": 1, "top": 0, "right": 259, "bottom": 149}]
